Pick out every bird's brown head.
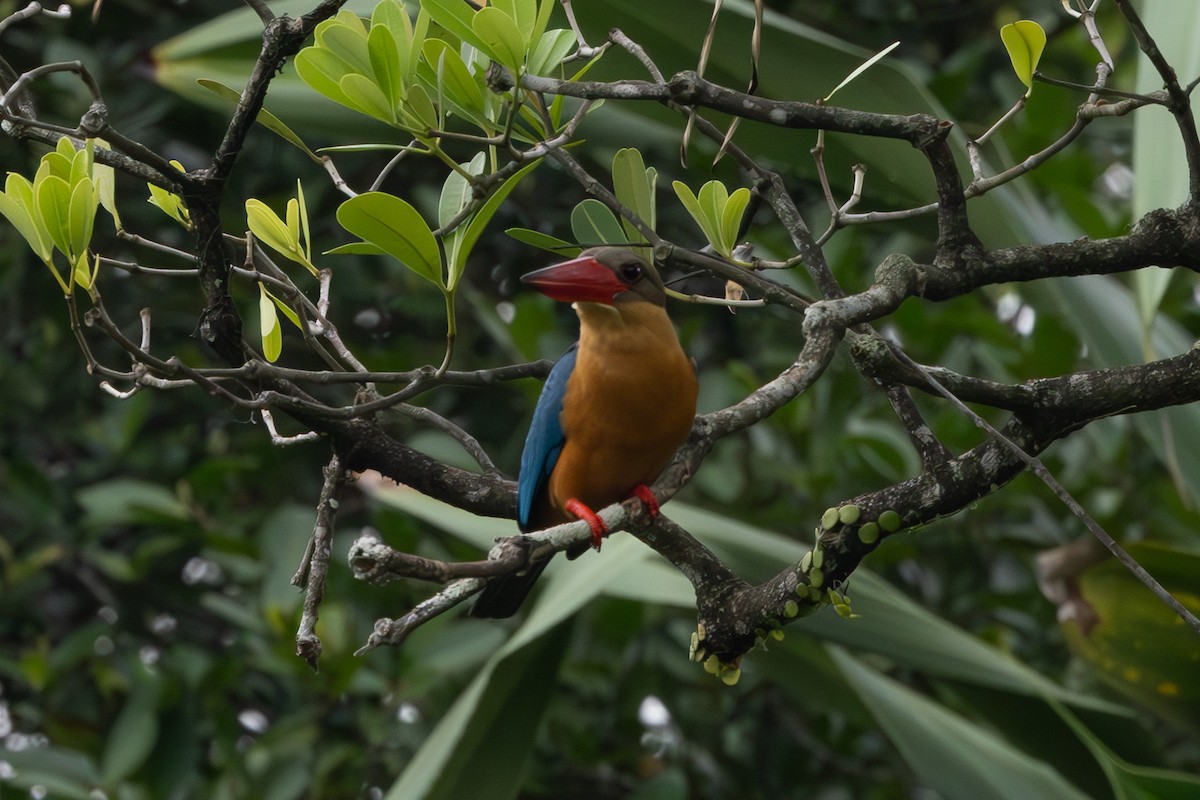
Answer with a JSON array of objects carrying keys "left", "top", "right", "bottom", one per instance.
[{"left": 520, "top": 247, "right": 666, "bottom": 307}]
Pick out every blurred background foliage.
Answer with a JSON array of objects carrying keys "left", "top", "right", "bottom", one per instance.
[{"left": 1, "top": 0, "right": 1199, "bottom": 798}]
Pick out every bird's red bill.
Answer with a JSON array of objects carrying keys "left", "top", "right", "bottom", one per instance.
[{"left": 521, "top": 255, "right": 627, "bottom": 304}]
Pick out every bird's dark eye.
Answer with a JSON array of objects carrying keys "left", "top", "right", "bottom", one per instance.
[{"left": 619, "top": 261, "right": 643, "bottom": 282}]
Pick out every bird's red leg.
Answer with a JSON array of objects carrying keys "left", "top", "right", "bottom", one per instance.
[
  {"left": 565, "top": 498, "right": 608, "bottom": 550},
  {"left": 631, "top": 484, "right": 661, "bottom": 519}
]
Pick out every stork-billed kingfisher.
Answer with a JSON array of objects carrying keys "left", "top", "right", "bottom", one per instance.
[{"left": 471, "top": 247, "right": 698, "bottom": 618}]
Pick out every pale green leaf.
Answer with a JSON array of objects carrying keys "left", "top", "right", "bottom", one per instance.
[
  {"left": 530, "top": 0, "right": 557, "bottom": 53},
  {"left": 1000, "top": 20, "right": 1046, "bottom": 97},
  {"left": 824, "top": 41, "right": 900, "bottom": 102},
  {"left": 246, "top": 198, "right": 316, "bottom": 274},
  {"left": 336, "top": 191, "right": 443, "bottom": 287},
  {"left": 0, "top": 174, "right": 54, "bottom": 262},
  {"left": 612, "top": 147, "right": 655, "bottom": 243},
  {"left": 372, "top": 0, "right": 416, "bottom": 79},
  {"left": 472, "top": 7, "right": 526, "bottom": 74},
  {"left": 400, "top": 82, "right": 438, "bottom": 133},
  {"left": 258, "top": 284, "right": 283, "bottom": 362},
  {"left": 197, "top": 80, "right": 321, "bottom": 162},
  {"left": 451, "top": 158, "right": 541, "bottom": 287},
  {"left": 1051, "top": 698, "right": 1200, "bottom": 800},
  {"left": 286, "top": 197, "right": 300, "bottom": 245},
  {"left": 1132, "top": 2, "right": 1200, "bottom": 329},
  {"left": 91, "top": 139, "right": 121, "bottom": 228},
  {"left": 720, "top": 187, "right": 751, "bottom": 255},
  {"left": 296, "top": 180, "right": 311, "bottom": 263},
  {"left": 368, "top": 23, "right": 404, "bottom": 108},
  {"left": 34, "top": 174, "right": 73, "bottom": 259},
  {"left": 505, "top": 227, "right": 579, "bottom": 256},
  {"left": 570, "top": 198, "right": 627, "bottom": 246},
  {"left": 268, "top": 289, "right": 303, "bottom": 330},
  {"left": 318, "top": 13, "right": 373, "bottom": 73},
  {"left": 69, "top": 139, "right": 92, "bottom": 185},
  {"left": 294, "top": 45, "right": 358, "bottom": 108},
  {"left": 438, "top": 153, "right": 484, "bottom": 271},
  {"left": 72, "top": 252, "right": 95, "bottom": 291},
  {"left": 146, "top": 160, "right": 190, "bottom": 229},
  {"left": 673, "top": 179, "right": 723, "bottom": 252},
  {"left": 420, "top": 0, "right": 487, "bottom": 52},
  {"left": 698, "top": 179, "right": 732, "bottom": 254},
  {"left": 67, "top": 176, "right": 97, "bottom": 261},
  {"left": 440, "top": 155, "right": 486, "bottom": 225},
  {"left": 147, "top": 182, "right": 190, "bottom": 228},
  {"left": 422, "top": 40, "right": 487, "bottom": 125},
  {"left": 54, "top": 135, "right": 74, "bottom": 161},
  {"left": 326, "top": 241, "right": 388, "bottom": 256},
  {"left": 527, "top": 28, "right": 576, "bottom": 77},
  {"left": 492, "top": 0, "right": 536, "bottom": 46},
  {"left": 339, "top": 72, "right": 396, "bottom": 123},
  {"left": 832, "top": 648, "right": 1091, "bottom": 800}
]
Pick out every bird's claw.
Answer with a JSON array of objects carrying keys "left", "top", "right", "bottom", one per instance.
[
  {"left": 631, "top": 484, "right": 660, "bottom": 519},
  {"left": 565, "top": 498, "right": 609, "bottom": 551}
]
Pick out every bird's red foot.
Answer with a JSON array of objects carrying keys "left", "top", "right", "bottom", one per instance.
[
  {"left": 631, "top": 484, "right": 661, "bottom": 519},
  {"left": 565, "top": 498, "right": 608, "bottom": 550}
]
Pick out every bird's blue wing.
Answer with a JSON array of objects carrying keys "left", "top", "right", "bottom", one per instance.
[{"left": 517, "top": 344, "right": 577, "bottom": 531}]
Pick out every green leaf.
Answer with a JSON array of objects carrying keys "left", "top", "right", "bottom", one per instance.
[
  {"left": 472, "top": 7, "right": 527, "bottom": 75},
  {"left": 75, "top": 479, "right": 189, "bottom": 529},
  {"left": 527, "top": 28, "right": 576, "bottom": 77},
  {"left": 3, "top": 747, "right": 99, "bottom": 799},
  {"left": 1041, "top": 276, "right": 1200, "bottom": 506},
  {"left": 196, "top": 79, "right": 321, "bottom": 162},
  {"left": 296, "top": 180, "right": 311, "bottom": 265},
  {"left": 505, "top": 227, "right": 579, "bottom": 256},
  {"left": 34, "top": 174, "right": 74, "bottom": 260},
  {"left": 438, "top": 153, "right": 485, "bottom": 272},
  {"left": 294, "top": 44, "right": 359, "bottom": 109},
  {"left": 368, "top": 22, "right": 404, "bottom": 109},
  {"left": 824, "top": 41, "right": 900, "bottom": 102},
  {"left": 100, "top": 669, "right": 162, "bottom": 784},
  {"left": 719, "top": 186, "right": 751, "bottom": 255},
  {"left": 422, "top": 39, "right": 487, "bottom": 126},
  {"left": 246, "top": 197, "right": 317, "bottom": 275},
  {"left": 91, "top": 139, "right": 121, "bottom": 228},
  {"left": 339, "top": 71, "right": 396, "bottom": 123},
  {"left": 72, "top": 252, "right": 95, "bottom": 291},
  {"left": 451, "top": 159, "right": 541, "bottom": 287},
  {"left": 673, "top": 179, "right": 726, "bottom": 254},
  {"left": 697, "top": 178, "right": 730, "bottom": 251},
  {"left": 0, "top": 173, "right": 54, "bottom": 263},
  {"left": 832, "top": 648, "right": 1092, "bottom": 800},
  {"left": 268, "top": 288, "right": 303, "bottom": 330},
  {"left": 67, "top": 176, "right": 97, "bottom": 262},
  {"left": 529, "top": 0, "right": 557, "bottom": 50},
  {"left": 336, "top": 191, "right": 443, "bottom": 287},
  {"left": 1000, "top": 20, "right": 1046, "bottom": 97},
  {"left": 612, "top": 147, "right": 656, "bottom": 243},
  {"left": 146, "top": 160, "right": 190, "bottom": 228},
  {"left": 385, "top": 621, "right": 571, "bottom": 800},
  {"left": 258, "top": 284, "right": 283, "bottom": 362},
  {"left": 400, "top": 82, "right": 438, "bottom": 133},
  {"left": 1051, "top": 699, "right": 1200, "bottom": 800},
  {"left": 570, "top": 198, "right": 627, "bottom": 246},
  {"left": 421, "top": 0, "right": 487, "bottom": 52},
  {"left": 1132, "top": 2, "right": 1200, "bottom": 328},
  {"left": 326, "top": 241, "right": 388, "bottom": 256},
  {"left": 492, "top": 0, "right": 537, "bottom": 47}
]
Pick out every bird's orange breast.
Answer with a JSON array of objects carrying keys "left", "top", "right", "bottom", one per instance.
[{"left": 545, "top": 301, "right": 697, "bottom": 522}]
